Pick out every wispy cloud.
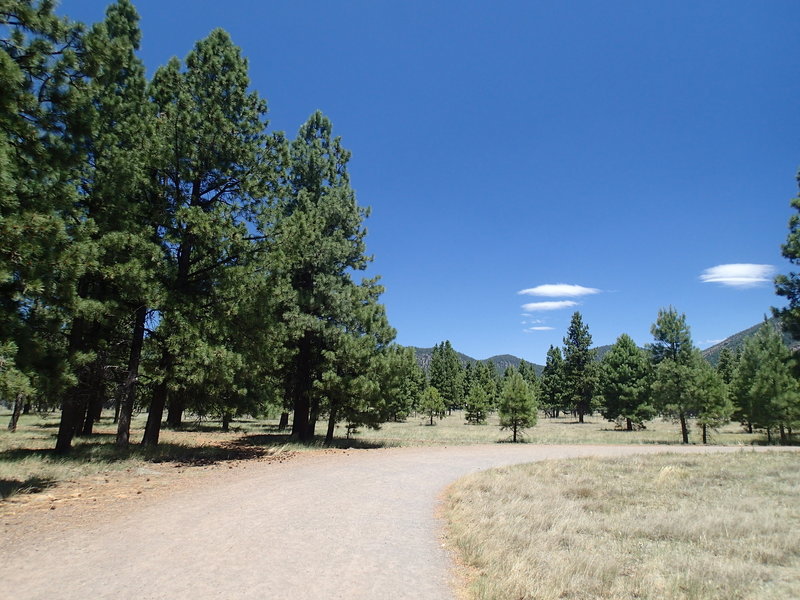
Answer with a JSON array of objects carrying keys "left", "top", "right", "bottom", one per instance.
[
  {"left": 521, "top": 300, "right": 578, "bottom": 312},
  {"left": 524, "top": 326, "right": 555, "bottom": 333},
  {"left": 518, "top": 284, "right": 600, "bottom": 297},
  {"left": 699, "top": 264, "right": 775, "bottom": 288}
]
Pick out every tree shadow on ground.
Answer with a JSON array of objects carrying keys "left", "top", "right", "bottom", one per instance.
[
  {"left": 0, "top": 476, "right": 56, "bottom": 500},
  {"left": 232, "top": 433, "right": 387, "bottom": 450},
  {"left": 0, "top": 440, "right": 268, "bottom": 466}
]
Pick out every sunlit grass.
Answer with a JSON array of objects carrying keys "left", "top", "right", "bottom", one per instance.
[
  {"left": 444, "top": 451, "right": 800, "bottom": 600},
  {"left": 0, "top": 407, "right": 771, "bottom": 499},
  {"left": 349, "top": 410, "right": 768, "bottom": 446}
]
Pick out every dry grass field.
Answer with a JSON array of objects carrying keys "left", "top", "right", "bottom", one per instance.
[
  {"left": 0, "top": 408, "right": 775, "bottom": 500},
  {"left": 349, "top": 410, "right": 767, "bottom": 447},
  {"left": 445, "top": 451, "right": 800, "bottom": 600}
]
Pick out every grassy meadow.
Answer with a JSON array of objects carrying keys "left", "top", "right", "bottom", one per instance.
[
  {"left": 0, "top": 408, "right": 775, "bottom": 500},
  {"left": 445, "top": 451, "right": 800, "bottom": 600}
]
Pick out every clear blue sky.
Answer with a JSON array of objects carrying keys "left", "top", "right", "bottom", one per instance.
[{"left": 62, "top": 1, "right": 800, "bottom": 364}]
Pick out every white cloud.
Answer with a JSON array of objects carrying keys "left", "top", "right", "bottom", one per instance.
[
  {"left": 521, "top": 300, "right": 578, "bottom": 311},
  {"left": 699, "top": 264, "right": 775, "bottom": 288},
  {"left": 527, "top": 326, "right": 555, "bottom": 331},
  {"left": 518, "top": 284, "right": 600, "bottom": 297}
]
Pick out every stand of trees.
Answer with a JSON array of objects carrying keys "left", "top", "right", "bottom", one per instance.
[{"left": 0, "top": 1, "right": 410, "bottom": 449}]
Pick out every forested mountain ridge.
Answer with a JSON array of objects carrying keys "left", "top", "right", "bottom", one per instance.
[
  {"left": 701, "top": 317, "right": 794, "bottom": 364},
  {"left": 411, "top": 347, "right": 543, "bottom": 375}
]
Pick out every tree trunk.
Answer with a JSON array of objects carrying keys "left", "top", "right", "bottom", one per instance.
[
  {"left": 166, "top": 395, "right": 184, "bottom": 427},
  {"left": 81, "top": 365, "right": 104, "bottom": 436},
  {"left": 113, "top": 397, "right": 121, "bottom": 424},
  {"left": 221, "top": 411, "right": 231, "bottom": 432},
  {"left": 291, "top": 333, "right": 312, "bottom": 442},
  {"left": 81, "top": 395, "right": 101, "bottom": 436},
  {"left": 278, "top": 412, "right": 289, "bottom": 431},
  {"left": 307, "top": 396, "right": 320, "bottom": 440},
  {"left": 325, "top": 405, "right": 338, "bottom": 447},
  {"left": 55, "top": 391, "right": 82, "bottom": 454},
  {"left": 679, "top": 412, "right": 689, "bottom": 444},
  {"left": 116, "top": 305, "right": 146, "bottom": 447},
  {"left": 780, "top": 425, "right": 787, "bottom": 444},
  {"left": 22, "top": 401, "right": 31, "bottom": 415},
  {"left": 578, "top": 410, "right": 584, "bottom": 424},
  {"left": 142, "top": 380, "right": 168, "bottom": 446},
  {"left": 8, "top": 392, "right": 25, "bottom": 432},
  {"left": 702, "top": 423, "right": 708, "bottom": 444},
  {"left": 626, "top": 418, "right": 632, "bottom": 431},
  {"left": 767, "top": 427, "right": 772, "bottom": 443},
  {"left": 747, "top": 421, "right": 753, "bottom": 434},
  {"left": 74, "top": 393, "right": 89, "bottom": 439}
]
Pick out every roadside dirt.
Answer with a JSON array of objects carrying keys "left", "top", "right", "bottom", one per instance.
[
  {"left": 0, "top": 444, "right": 782, "bottom": 600},
  {"left": 1, "top": 446, "right": 306, "bottom": 546}
]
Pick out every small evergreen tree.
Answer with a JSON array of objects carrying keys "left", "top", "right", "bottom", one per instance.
[
  {"left": 599, "top": 333, "right": 654, "bottom": 430},
  {"left": 419, "top": 386, "right": 446, "bottom": 425},
  {"left": 562, "top": 312, "right": 596, "bottom": 422},
  {"left": 498, "top": 371, "right": 537, "bottom": 442},
  {"left": 428, "top": 340, "right": 465, "bottom": 414},
  {"left": 733, "top": 322, "right": 799, "bottom": 443},
  {"left": 648, "top": 307, "right": 696, "bottom": 443},
  {"left": 539, "top": 345, "right": 566, "bottom": 418},
  {"left": 692, "top": 352, "right": 732, "bottom": 443},
  {"left": 464, "top": 384, "right": 490, "bottom": 424}
]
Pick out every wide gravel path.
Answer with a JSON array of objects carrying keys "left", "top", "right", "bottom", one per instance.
[{"left": 3, "top": 444, "right": 759, "bottom": 599}]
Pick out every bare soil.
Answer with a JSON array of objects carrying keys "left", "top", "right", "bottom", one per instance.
[{"left": 0, "top": 444, "right": 768, "bottom": 600}]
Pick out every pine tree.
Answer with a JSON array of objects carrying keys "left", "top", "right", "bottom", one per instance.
[
  {"left": 419, "top": 386, "right": 445, "bottom": 425},
  {"left": 539, "top": 345, "right": 565, "bottom": 418},
  {"left": 267, "top": 111, "right": 391, "bottom": 442},
  {"left": 649, "top": 306, "right": 693, "bottom": 364},
  {"left": 473, "top": 360, "right": 499, "bottom": 411},
  {"left": 428, "top": 340, "right": 464, "bottom": 414},
  {"left": 498, "top": 370, "right": 536, "bottom": 442},
  {"left": 715, "top": 347, "right": 738, "bottom": 385},
  {"left": 47, "top": 0, "right": 161, "bottom": 450},
  {"left": 518, "top": 359, "right": 538, "bottom": 389},
  {"left": 648, "top": 306, "right": 696, "bottom": 443},
  {"left": 599, "top": 333, "right": 654, "bottom": 430},
  {"left": 562, "top": 312, "right": 596, "bottom": 423},
  {"left": 135, "top": 29, "right": 274, "bottom": 446},
  {"left": 732, "top": 322, "right": 799, "bottom": 443},
  {"left": 381, "top": 346, "right": 424, "bottom": 422},
  {"left": 693, "top": 353, "right": 732, "bottom": 444},
  {"left": 775, "top": 170, "right": 800, "bottom": 339},
  {"left": 464, "top": 384, "right": 489, "bottom": 424},
  {"left": 1, "top": 2, "right": 87, "bottom": 447}
]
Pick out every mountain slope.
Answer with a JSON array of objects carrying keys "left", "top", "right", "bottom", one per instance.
[{"left": 701, "top": 317, "right": 794, "bottom": 364}]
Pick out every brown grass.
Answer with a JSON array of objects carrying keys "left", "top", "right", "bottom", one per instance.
[
  {"left": 0, "top": 407, "right": 775, "bottom": 500},
  {"left": 444, "top": 451, "right": 800, "bottom": 600}
]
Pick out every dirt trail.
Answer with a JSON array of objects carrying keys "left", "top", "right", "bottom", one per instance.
[{"left": 0, "top": 444, "right": 766, "bottom": 599}]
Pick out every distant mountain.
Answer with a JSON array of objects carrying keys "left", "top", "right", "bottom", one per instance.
[
  {"left": 701, "top": 317, "right": 795, "bottom": 364},
  {"left": 410, "top": 347, "right": 544, "bottom": 376},
  {"left": 593, "top": 344, "right": 616, "bottom": 362}
]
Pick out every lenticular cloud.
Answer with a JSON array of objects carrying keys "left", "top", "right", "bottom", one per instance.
[
  {"left": 517, "top": 284, "right": 600, "bottom": 297},
  {"left": 521, "top": 300, "right": 578, "bottom": 311},
  {"left": 699, "top": 264, "right": 775, "bottom": 287}
]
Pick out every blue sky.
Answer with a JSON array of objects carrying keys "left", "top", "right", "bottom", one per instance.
[{"left": 63, "top": 1, "right": 800, "bottom": 364}]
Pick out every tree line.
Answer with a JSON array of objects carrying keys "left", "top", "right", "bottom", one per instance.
[
  {"left": 0, "top": 0, "right": 421, "bottom": 450},
  {"left": 418, "top": 309, "right": 799, "bottom": 444}
]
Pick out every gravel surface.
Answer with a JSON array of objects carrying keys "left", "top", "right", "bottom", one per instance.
[{"left": 1, "top": 444, "right": 762, "bottom": 599}]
